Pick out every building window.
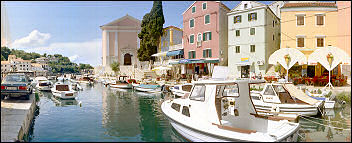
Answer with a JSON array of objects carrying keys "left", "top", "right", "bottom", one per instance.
[
  {"left": 250, "top": 45, "right": 255, "bottom": 53},
  {"left": 190, "top": 19, "right": 194, "bottom": 28},
  {"left": 248, "top": 12, "right": 257, "bottom": 21},
  {"left": 190, "top": 35, "right": 194, "bottom": 44},
  {"left": 203, "top": 49, "right": 212, "bottom": 58},
  {"left": 316, "top": 15, "right": 324, "bottom": 26},
  {"left": 297, "top": 15, "right": 304, "bottom": 26},
  {"left": 273, "top": 20, "right": 274, "bottom": 27},
  {"left": 250, "top": 28, "right": 255, "bottom": 35},
  {"left": 192, "top": 6, "right": 196, "bottom": 13},
  {"left": 235, "top": 46, "right": 240, "bottom": 53},
  {"left": 297, "top": 37, "right": 304, "bottom": 48},
  {"left": 317, "top": 37, "right": 324, "bottom": 47},
  {"left": 244, "top": 4, "right": 248, "bottom": 9},
  {"left": 202, "top": 2, "right": 207, "bottom": 10},
  {"left": 236, "top": 30, "right": 240, "bottom": 36},
  {"left": 205, "top": 15, "right": 210, "bottom": 24},
  {"left": 203, "top": 32, "right": 212, "bottom": 41},
  {"left": 234, "top": 15, "right": 241, "bottom": 23},
  {"left": 273, "top": 34, "right": 275, "bottom": 41},
  {"left": 189, "top": 51, "right": 196, "bottom": 59},
  {"left": 197, "top": 33, "right": 202, "bottom": 42}
]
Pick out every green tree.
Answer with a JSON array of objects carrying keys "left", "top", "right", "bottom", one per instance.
[
  {"left": 1, "top": 46, "right": 11, "bottom": 60},
  {"left": 1, "top": 55, "right": 5, "bottom": 61},
  {"left": 138, "top": 1, "right": 165, "bottom": 61},
  {"left": 110, "top": 61, "right": 120, "bottom": 75}
]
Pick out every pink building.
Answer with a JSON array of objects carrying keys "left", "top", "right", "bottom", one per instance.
[
  {"left": 182, "top": 1, "right": 230, "bottom": 75},
  {"left": 336, "top": 1, "right": 351, "bottom": 78},
  {"left": 337, "top": 1, "right": 351, "bottom": 57}
]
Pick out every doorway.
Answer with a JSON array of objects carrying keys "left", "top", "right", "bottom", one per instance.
[
  {"left": 307, "top": 66, "right": 315, "bottom": 77},
  {"left": 124, "top": 53, "right": 132, "bottom": 65},
  {"left": 241, "top": 65, "right": 250, "bottom": 78}
]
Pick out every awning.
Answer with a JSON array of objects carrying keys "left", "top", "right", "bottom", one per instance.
[
  {"left": 203, "top": 58, "right": 220, "bottom": 63},
  {"left": 166, "top": 49, "right": 184, "bottom": 57},
  {"left": 169, "top": 60, "right": 180, "bottom": 65},
  {"left": 151, "top": 52, "right": 167, "bottom": 57},
  {"left": 268, "top": 48, "right": 307, "bottom": 70},
  {"left": 179, "top": 59, "right": 199, "bottom": 64}
]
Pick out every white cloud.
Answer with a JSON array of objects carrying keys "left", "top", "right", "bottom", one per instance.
[
  {"left": 12, "top": 30, "right": 51, "bottom": 48},
  {"left": 26, "top": 38, "right": 102, "bottom": 66},
  {"left": 12, "top": 30, "right": 102, "bottom": 66},
  {"left": 69, "top": 54, "right": 79, "bottom": 62}
]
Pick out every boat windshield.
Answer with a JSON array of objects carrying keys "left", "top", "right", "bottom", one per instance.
[
  {"left": 273, "top": 85, "right": 286, "bottom": 93},
  {"left": 189, "top": 85, "right": 205, "bottom": 101},
  {"left": 56, "top": 85, "right": 70, "bottom": 91}
]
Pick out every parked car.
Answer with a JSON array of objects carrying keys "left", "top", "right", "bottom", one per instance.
[{"left": 1, "top": 73, "right": 33, "bottom": 100}]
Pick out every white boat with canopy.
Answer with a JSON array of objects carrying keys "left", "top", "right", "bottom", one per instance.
[
  {"left": 51, "top": 82, "right": 77, "bottom": 99},
  {"left": 34, "top": 76, "right": 53, "bottom": 91},
  {"left": 161, "top": 79, "right": 300, "bottom": 142},
  {"left": 250, "top": 83, "right": 324, "bottom": 116}
]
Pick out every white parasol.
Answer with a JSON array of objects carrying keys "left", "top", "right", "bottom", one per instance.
[
  {"left": 308, "top": 46, "right": 351, "bottom": 89},
  {"left": 268, "top": 48, "right": 307, "bottom": 80}
]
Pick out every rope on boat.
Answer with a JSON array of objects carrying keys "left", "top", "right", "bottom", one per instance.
[
  {"left": 300, "top": 115, "right": 351, "bottom": 127},
  {"left": 300, "top": 116, "right": 351, "bottom": 131}
]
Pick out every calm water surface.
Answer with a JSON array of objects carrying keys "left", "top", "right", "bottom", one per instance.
[
  {"left": 28, "top": 81, "right": 350, "bottom": 142},
  {"left": 29, "top": 81, "right": 185, "bottom": 142}
]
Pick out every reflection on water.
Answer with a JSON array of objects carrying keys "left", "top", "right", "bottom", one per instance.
[
  {"left": 299, "top": 105, "right": 351, "bottom": 142},
  {"left": 29, "top": 82, "right": 185, "bottom": 142}
]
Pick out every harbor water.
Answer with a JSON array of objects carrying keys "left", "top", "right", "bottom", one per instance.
[{"left": 28, "top": 81, "right": 350, "bottom": 142}]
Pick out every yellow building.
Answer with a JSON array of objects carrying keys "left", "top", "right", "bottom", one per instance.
[{"left": 280, "top": 2, "right": 339, "bottom": 77}]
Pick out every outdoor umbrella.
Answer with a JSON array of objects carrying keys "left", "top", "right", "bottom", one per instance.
[
  {"left": 268, "top": 48, "right": 307, "bottom": 80},
  {"left": 308, "top": 46, "right": 351, "bottom": 89}
]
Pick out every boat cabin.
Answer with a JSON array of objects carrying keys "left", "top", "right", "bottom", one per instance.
[{"left": 56, "top": 84, "right": 70, "bottom": 91}]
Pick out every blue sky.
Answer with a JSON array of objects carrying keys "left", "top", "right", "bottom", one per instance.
[{"left": 3, "top": 1, "right": 274, "bottom": 66}]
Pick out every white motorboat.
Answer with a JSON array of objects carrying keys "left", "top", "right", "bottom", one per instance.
[
  {"left": 77, "top": 76, "right": 93, "bottom": 85},
  {"left": 109, "top": 76, "right": 135, "bottom": 89},
  {"left": 161, "top": 79, "right": 300, "bottom": 142},
  {"left": 135, "top": 84, "right": 161, "bottom": 93},
  {"left": 51, "top": 82, "right": 77, "bottom": 99},
  {"left": 34, "top": 77, "right": 53, "bottom": 91},
  {"left": 170, "top": 83, "right": 193, "bottom": 98},
  {"left": 305, "top": 90, "right": 335, "bottom": 109},
  {"left": 250, "top": 83, "right": 324, "bottom": 116}
]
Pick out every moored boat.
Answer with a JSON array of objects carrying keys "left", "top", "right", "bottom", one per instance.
[
  {"left": 161, "top": 79, "right": 300, "bottom": 142},
  {"left": 135, "top": 84, "right": 161, "bottom": 93},
  {"left": 109, "top": 76, "right": 136, "bottom": 89},
  {"left": 305, "top": 90, "right": 335, "bottom": 109},
  {"left": 51, "top": 82, "right": 77, "bottom": 99},
  {"left": 34, "top": 76, "right": 53, "bottom": 91},
  {"left": 250, "top": 83, "right": 324, "bottom": 116},
  {"left": 170, "top": 83, "right": 193, "bottom": 98}
]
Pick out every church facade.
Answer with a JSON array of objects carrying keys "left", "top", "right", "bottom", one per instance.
[{"left": 100, "top": 14, "right": 141, "bottom": 74}]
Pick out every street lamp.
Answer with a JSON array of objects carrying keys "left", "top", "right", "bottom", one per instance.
[
  {"left": 284, "top": 54, "right": 291, "bottom": 81},
  {"left": 325, "top": 52, "right": 334, "bottom": 89}
]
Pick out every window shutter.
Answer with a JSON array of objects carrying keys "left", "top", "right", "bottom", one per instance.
[
  {"left": 248, "top": 13, "right": 250, "bottom": 21},
  {"left": 193, "top": 51, "right": 196, "bottom": 58},
  {"left": 189, "top": 52, "right": 191, "bottom": 59},
  {"left": 254, "top": 13, "right": 257, "bottom": 20},
  {"left": 209, "top": 32, "right": 212, "bottom": 40},
  {"left": 239, "top": 16, "right": 241, "bottom": 22},
  {"left": 203, "top": 33, "right": 206, "bottom": 41},
  {"left": 209, "top": 49, "right": 212, "bottom": 57},
  {"left": 203, "top": 50, "right": 206, "bottom": 58}
]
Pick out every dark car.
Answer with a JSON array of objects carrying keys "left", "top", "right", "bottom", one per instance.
[{"left": 1, "top": 73, "right": 33, "bottom": 100}]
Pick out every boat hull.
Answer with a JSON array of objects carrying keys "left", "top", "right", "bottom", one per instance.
[
  {"left": 252, "top": 100, "right": 319, "bottom": 116},
  {"left": 109, "top": 84, "right": 132, "bottom": 89},
  {"left": 52, "top": 91, "right": 77, "bottom": 99},
  {"left": 36, "top": 85, "right": 52, "bottom": 91},
  {"left": 161, "top": 101, "right": 299, "bottom": 142},
  {"left": 135, "top": 87, "right": 161, "bottom": 93}
]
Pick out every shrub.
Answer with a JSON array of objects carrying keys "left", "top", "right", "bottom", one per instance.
[{"left": 336, "top": 92, "right": 351, "bottom": 104}]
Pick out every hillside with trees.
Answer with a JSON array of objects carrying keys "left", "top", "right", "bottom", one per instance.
[{"left": 1, "top": 46, "right": 93, "bottom": 73}]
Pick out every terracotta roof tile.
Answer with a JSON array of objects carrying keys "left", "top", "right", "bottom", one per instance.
[{"left": 282, "top": 2, "right": 337, "bottom": 8}]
